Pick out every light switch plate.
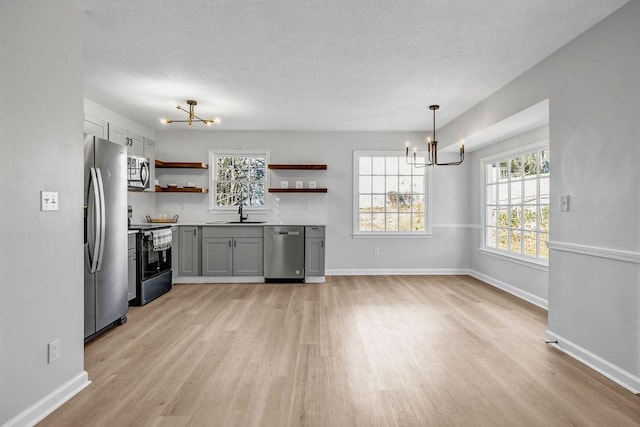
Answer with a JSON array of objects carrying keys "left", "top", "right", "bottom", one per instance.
[
  {"left": 41, "top": 191, "right": 59, "bottom": 211},
  {"left": 560, "top": 195, "right": 570, "bottom": 212}
]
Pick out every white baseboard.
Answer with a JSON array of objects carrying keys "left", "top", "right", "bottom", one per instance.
[
  {"left": 543, "top": 330, "right": 640, "bottom": 394},
  {"left": 326, "top": 268, "right": 470, "bottom": 276},
  {"left": 468, "top": 269, "right": 548, "bottom": 310},
  {"left": 3, "top": 371, "right": 90, "bottom": 427}
]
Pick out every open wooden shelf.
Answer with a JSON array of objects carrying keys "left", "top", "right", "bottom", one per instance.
[
  {"left": 268, "top": 188, "right": 327, "bottom": 193},
  {"left": 156, "top": 185, "right": 208, "bottom": 193},
  {"left": 268, "top": 164, "right": 327, "bottom": 170},
  {"left": 156, "top": 160, "right": 208, "bottom": 169}
]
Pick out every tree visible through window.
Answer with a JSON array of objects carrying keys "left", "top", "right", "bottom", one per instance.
[
  {"left": 485, "top": 148, "right": 549, "bottom": 259},
  {"left": 211, "top": 152, "right": 267, "bottom": 208},
  {"left": 354, "top": 151, "right": 428, "bottom": 234}
]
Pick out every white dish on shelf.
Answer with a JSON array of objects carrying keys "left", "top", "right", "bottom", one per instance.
[{"left": 167, "top": 184, "right": 178, "bottom": 188}]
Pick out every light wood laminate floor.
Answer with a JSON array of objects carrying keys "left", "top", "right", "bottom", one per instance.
[{"left": 41, "top": 276, "right": 640, "bottom": 426}]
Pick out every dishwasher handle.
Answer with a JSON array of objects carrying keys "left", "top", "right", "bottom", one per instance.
[{"left": 278, "top": 231, "right": 300, "bottom": 235}]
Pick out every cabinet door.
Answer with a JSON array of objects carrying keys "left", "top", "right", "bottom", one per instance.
[
  {"left": 108, "top": 124, "right": 126, "bottom": 146},
  {"left": 305, "top": 238, "right": 325, "bottom": 277},
  {"left": 233, "top": 238, "right": 264, "bottom": 276},
  {"left": 127, "top": 131, "right": 144, "bottom": 156},
  {"left": 202, "top": 237, "right": 233, "bottom": 276},
  {"left": 178, "top": 227, "right": 199, "bottom": 276},
  {"left": 127, "top": 235, "right": 137, "bottom": 301},
  {"left": 84, "top": 114, "right": 107, "bottom": 139}
]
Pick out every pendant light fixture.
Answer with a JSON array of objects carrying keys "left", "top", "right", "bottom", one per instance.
[
  {"left": 160, "top": 99, "right": 221, "bottom": 126},
  {"left": 405, "top": 105, "right": 464, "bottom": 167}
]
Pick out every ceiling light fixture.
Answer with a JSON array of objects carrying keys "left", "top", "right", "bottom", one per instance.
[
  {"left": 405, "top": 105, "right": 464, "bottom": 167},
  {"left": 160, "top": 99, "right": 221, "bottom": 126}
]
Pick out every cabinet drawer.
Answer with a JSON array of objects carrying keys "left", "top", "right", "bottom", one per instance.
[
  {"left": 305, "top": 226, "right": 325, "bottom": 238},
  {"left": 202, "top": 226, "right": 263, "bottom": 238}
]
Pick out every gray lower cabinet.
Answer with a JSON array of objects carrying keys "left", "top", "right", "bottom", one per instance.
[
  {"left": 202, "top": 237, "right": 233, "bottom": 275},
  {"left": 178, "top": 226, "right": 200, "bottom": 276},
  {"left": 202, "top": 227, "right": 264, "bottom": 276},
  {"left": 127, "top": 233, "right": 137, "bottom": 301},
  {"left": 305, "top": 226, "right": 325, "bottom": 277}
]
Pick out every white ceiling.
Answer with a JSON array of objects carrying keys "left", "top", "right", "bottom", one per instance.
[{"left": 78, "top": 0, "right": 629, "bottom": 132}]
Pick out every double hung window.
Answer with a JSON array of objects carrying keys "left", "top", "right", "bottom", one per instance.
[
  {"left": 353, "top": 151, "right": 430, "bottom": 236},
  {"left": 484, "top": 147, "right": 549, "bottom": 260}
]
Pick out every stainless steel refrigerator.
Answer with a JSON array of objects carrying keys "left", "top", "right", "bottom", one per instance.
[{"left": 84, "top": 134, "right": 128, "bottom": 341}]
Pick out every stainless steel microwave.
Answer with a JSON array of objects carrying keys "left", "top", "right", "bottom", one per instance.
[{"left": 127, "top": 154, "right": 150, "bottom": 190}]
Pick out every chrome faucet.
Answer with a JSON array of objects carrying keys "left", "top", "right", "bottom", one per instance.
[{"left": 238, "top": 204, "right": 248, "bottom": 222}]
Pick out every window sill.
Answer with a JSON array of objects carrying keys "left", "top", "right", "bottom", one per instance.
[
  {"left": 352, "top": 232, "right": 433, "bottom": 239},
  {"left": 478, "top": 248, "right": 549, "bottom": 271}
]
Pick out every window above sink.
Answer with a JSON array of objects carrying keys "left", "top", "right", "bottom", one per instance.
[{"left": 209, "top": 150, "right": 269, "bottom": 211}]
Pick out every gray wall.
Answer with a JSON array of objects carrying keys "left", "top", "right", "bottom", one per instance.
[
  {"left": 154, "top": 130, "right": 471, "bottom": 273},
  {"left": 439, "top": 0, "right": 640, "bottom": 391},
  {"left": 0, "top": 0, "right": 86, "bottom": 424}
]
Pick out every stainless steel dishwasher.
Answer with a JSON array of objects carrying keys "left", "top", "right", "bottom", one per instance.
[{"left": 264, "top": 226, "right": 305, "bottom": 282}]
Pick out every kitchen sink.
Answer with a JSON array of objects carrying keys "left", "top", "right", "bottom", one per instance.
[{"left": 226, "top": 221, "right": 266, "bottom": 224}]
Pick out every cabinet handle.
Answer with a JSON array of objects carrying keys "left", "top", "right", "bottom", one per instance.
[
  {"left": 321, "top": 240, "right": 324, "bottom": 248},
  {"left": 193, "top": 229, "right": 196, "bottom": 236},
  {"left": 233, "top": 240, "right": 236, "bottom": 248}
]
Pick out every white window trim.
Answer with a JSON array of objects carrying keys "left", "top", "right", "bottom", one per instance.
[
  {"left": 480, "top": 141, "right": 549, "bottom": 267},
  {"left": 352, "top": 150, "right": 433, "bottom": 237},
  {"left": 209, "top": 149, "right": 271, "bottom": 212}
]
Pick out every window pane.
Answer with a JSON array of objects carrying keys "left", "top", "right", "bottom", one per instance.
[
  {"left": 411, "top": 195, "right": 424, "bottom": 212},
  {"left": 412, "top": 176, "right": 424, "bottom": 194},
  {"left": 372, "top": 157, "right": 385, "bottom": 174},
  {"left": 372, "top": 176, "right": 385, "bottom": 193},
  {"left": 498, "top": 228, "right": 508, "bottom": 250},
  {"left": 486, "top": 227, "right": 497, "bottom": 248},
  {"left": 510, "top": 230, "right": 522, "bottom": 254},
  {"left": 523, "top": 206, "right": 537, "bottom": 230},
  {"left": 524, "top": 153, "right": 537, "bottom": 176},
  {"left": 359, "top": 157, "right": 372, "bottom": 175},
  {"left": 398, "top": 159, "right": 412, "bottom": 175},
  {"left": 510, "top": 156, "right": 523, "bottom": 179},
  {"left": 498, "top": 183, "right": 509, "bottom": 205},
  {"left": 486, "top": 184, "right": 497, "bottom": 204},
  {"left": 386, "top": 213, "right": 399, "bottom": 231},
  {"left": 510, "top": 181, "right": 522, "bottom": 205},
  {"left": 487, "top": 206, "right": 497, "bottom": 226},
  {"left": 524, "top": 232, "right": 537, "bottom": 257},
  {"left": 359, "top": 214, "right": 372, "bottom": 231},
  {"left": 372, "top": 213, "right": 385, "bottom": 231},
  {"left": 539, "top": 178, "right": 550, "bottom": 204},
  {"left": 499, "top": 161, "right": 509, "bottom": 181},
  {"left": 386, "top": 194, "right": 399, "bottom": 213},
  {"left": 386, "top": 157, "right": 398, "bottom": 175},
  {"left": 372, "top": 195, "right": 385, "bottom": 210},
  {"left": 359, "top": 195, "right": 372, "bottom": 212},
  {"left": 487, "top": 163, "right": 498, "bottom": 184},
  {"left": 386, "top": 176, "right": 398, "bottom": 193},
  {"left": 497, "top": 207, "right": 508, "bottom": 227},
  {"left": 412, "top": 212, "right": 424, "bottom": 231},
  {"left": 510, "top": 206, "right": 521, "bottom": 228},
  {"left": 540, "top": 150, "right": 550, "bottom": 175},
  {"left": 359, "top": 176, "right": 372, "bottom": 193},
  {"left": 524, "top": 179, "right": 537, "bottom": 204},
  {"left": 540, "top": 206, "right": 550, "bottom": 232},
  {"left": 398, "top": 213, "right": 411, "bottom": 231},
  {"left": 398, "top": 175, "right": 412, "bottom": 193}
]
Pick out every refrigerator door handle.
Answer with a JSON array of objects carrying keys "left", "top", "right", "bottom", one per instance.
[
  {"left": 95, "top": 168, "right": 107, "bottom": 272},
  {"left": 87, "top": 167, "right": 101, "bottom": 273}
]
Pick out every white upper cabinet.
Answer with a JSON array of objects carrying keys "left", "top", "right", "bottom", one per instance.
[{"left": 83, "top": 114, "right": 107, "bottom": 139}]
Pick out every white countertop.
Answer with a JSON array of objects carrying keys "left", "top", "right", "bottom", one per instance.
[{"left": 174, "top": 222, "right": 326, "bottom": 227}]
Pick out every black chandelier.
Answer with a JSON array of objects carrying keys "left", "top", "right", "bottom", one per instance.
[{"left": 405, "top": 105, "right": 464, "bottom": 167}]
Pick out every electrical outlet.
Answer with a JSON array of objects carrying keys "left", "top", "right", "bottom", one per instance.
[
  {"left": 48, "top": 339, "right": 60, "bottom": 364},
  {"left": 41, "top": 191, "right": 59, "bottom": 211},
  {"left": 374, "top": 247, "right": 380, "bottom": 255}
]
